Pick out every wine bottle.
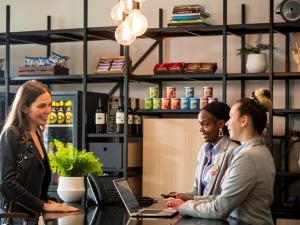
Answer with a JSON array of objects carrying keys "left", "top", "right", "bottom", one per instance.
[
  {"left": 95, "top": 98, "right": 106, "bottom": 133},
  {"left": 133, "top": 99, "right": 142, "bottom": 136},
  {"left": 128, "top": 99, "right": 134, "bottom": 135},
  {"left": 116, "top": 99, "right": 124, "bottom": 133}
]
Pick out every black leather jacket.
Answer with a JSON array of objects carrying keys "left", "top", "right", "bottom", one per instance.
[{"left": 0, "top": 126, "right": 52, "bottom": 217}]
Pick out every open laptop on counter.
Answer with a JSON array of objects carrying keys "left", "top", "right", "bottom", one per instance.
[{"left": 113, "top": 178, "right": 178, "bottom": 217}]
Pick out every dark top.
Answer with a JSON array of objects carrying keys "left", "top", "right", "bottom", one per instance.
[{"left": 0, "top": 126, "right": 52, "bottom": 217}]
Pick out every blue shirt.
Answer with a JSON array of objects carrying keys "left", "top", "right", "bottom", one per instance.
[{"left": 201, "top": 137, "right": 226, "bottom": 195}]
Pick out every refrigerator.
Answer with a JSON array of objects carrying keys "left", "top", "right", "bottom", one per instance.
[{"left": 43, "top": 91, "right": 108, "bottom": 153}]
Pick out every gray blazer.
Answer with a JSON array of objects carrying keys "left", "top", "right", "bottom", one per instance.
[
  {"left": 179, "top": 137, "right": 276, "bottom": 225},
  {"left": 189, "top": 136, "right": 239, "bottom": 198}
]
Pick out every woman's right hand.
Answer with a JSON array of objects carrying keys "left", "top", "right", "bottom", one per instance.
[
  {"left": 43, "top": 201, "right": 79, "bottom": 212},
  {"left": 175, "top": 193, "right": 194, "bottom": 201}
]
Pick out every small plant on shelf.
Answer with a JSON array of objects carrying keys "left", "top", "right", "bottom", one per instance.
[
  {"left": 49, "top": 139, "right": 103, "bottom": 177},
  {"left": 236, "top": 43, "right": 273, "bottom": 56}
]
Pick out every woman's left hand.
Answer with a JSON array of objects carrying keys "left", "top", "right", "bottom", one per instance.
[{"left": 163, "top": 197, "right": 184, "bottom": 209}]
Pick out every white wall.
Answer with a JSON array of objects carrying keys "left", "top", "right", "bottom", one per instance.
[{"left": 0, "top": 0, "right": 300, "bottom": 171}]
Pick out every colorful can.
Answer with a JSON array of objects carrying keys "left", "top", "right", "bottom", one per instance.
[
  {"left": 180, "top": 98, "right": 190, "bottom": 109},
  {"left": 203, "top": 86, "right": 213, "bottom": 98},
  {"left": 166, "top": 87, "right": 176, "bottom": 98},
  {"left": 190, "top": 98, "right": 200, "bottom": 110},
  {"left": 171, "top": 98, "right": 180, "bottom": 109},
  {"left": 208, "top": 97, "right": 218, "bottom": 103},
  {"left": 161, "top": 98, "right": 171, "bottom": 109},
  {"left": 200, "top": 98, "right": 208, "bottom": 109},
  {"left": 184, "top": 86, "right": 194, "bottom": 98},
  {"left": 144, "top": 98, "right": 153, "bottom": 109},
  {"left": 149, "top": 87, "right": 158, "bottom": 98},
  {"left": 153, "top": 98, "right": 161, "bottom": 109}
]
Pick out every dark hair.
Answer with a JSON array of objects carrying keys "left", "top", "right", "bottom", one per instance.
[
  {"left": 3, "top": 80, "right": 51, "bottom": 137},
  {"left": 236, "top": 89, "right": 272, "bottom": 135},
  {"left": 202, "top": 101, "right": 230, "bottom": 135}
]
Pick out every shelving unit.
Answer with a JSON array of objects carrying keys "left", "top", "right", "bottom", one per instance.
[{"left": 1, "top": 0, "right": 300, "bottom": 218}]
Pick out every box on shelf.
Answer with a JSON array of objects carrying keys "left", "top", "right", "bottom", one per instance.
[
  {"left": 18, "top": 65, "right": 69, "bottom": 76},
  {"left": 184, "top": 62, "right": 217, "bottom": 74},
  {"left": 153, "top": 62, "right": 184, "bottom": 75},
  {"left": 95, "top": 56, "right": 132, "bottom": 74}
]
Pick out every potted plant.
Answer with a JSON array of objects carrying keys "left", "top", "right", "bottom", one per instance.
[
  {"left": 236, "top": 43, "right": 272, "bottom": 73},
  {"left": 49, "top": 139, "right": 103, "bottom": 202}
]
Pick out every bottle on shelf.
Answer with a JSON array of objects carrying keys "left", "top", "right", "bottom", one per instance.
[
  {"left": 57, "top": 100, "right": 65, "bottom": 124},
  {"left": 116, "top": 98, "right": 124, "bottom": 134},
  {"left": 95, "top": 97, "right": 106, "bottom": 133},
  {"left": 65, "top": 100, "right": 73, "bottom": 124},
  {"left": 134, "top": 99, "right": 142, "bottom": 136},
  {"left": 49, "top": 101, "right": 58, "bottom": 124},
  {"left": 128, "top": 99, "right": 134, "bottom": 135}
]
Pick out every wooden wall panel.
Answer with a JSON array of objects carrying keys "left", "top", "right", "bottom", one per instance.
[{"left": 142, "top": 118, "right": 204, "bottom": 197}]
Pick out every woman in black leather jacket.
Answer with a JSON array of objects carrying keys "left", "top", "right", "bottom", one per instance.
[{"left": 0, "top": 80, "right": 78, "bottom": 220}]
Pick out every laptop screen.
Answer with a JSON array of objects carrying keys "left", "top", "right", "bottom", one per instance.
[{"left": 113, "top": 178, "right": 141, "bottom": 213}]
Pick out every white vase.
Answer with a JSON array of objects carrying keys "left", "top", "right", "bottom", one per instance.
[
  {"left": 57, "top": 177, "right": 85, "bottom": 202},
  {"left": 246, "top": 53, "right": 268, "bottom": 73}
]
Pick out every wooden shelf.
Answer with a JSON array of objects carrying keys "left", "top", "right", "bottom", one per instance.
[
  {"left": 276, "top": 171, "right": 300, "bottom": 177},
  {"left": 130, "top": 74, "right": 222, "bottom": 82},
  {"left": 9, "top": 75, "right": 82, "bottom": 85}
]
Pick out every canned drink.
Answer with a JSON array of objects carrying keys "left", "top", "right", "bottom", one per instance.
[
  {"left": 144, "top": 98, "right": 153, "bottom": 109},
  {"left": 180, "top": 98, "right": 190, "bottom": 109},
  {"left": 166, "top": 87, "right": 176, "bottom": 98},
  {"left": 208, "top": 97, "right": 218, "bottom": 103},
  {"left": 153, "top": 98, "right": 161, "bottom": 109},
  {"left": 161, "top": 98, "right": 171, "bottom": 109},
  {"left": 190, "top": 98, "right": 200, "bottom": 110},
  {"left": 184, "top": 86, "right": 194, "bottom": 98},
  {"left": 203, "top": 86, "right": 213, "bottom": 98},
  {"left": 171, "top": 98, "right": 180, "bottom": 109},
  {"left": 200, "top": 98, "right": 208, "bottom": 109},
  {"left": 149, "top": 87, "right": 158, "bottom": 98}
]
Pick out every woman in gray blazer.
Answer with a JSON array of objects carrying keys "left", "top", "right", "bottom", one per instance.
[
  {"left": 167, "top": 101, "right": 239, "bottom": 201},
  {"left": 165, "top": 89, "right": 276, "bottom": 225}
]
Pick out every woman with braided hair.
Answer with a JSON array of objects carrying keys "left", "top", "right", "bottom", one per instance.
[{"left": 164, "top": 89, "right": 276, "bottom": 225}]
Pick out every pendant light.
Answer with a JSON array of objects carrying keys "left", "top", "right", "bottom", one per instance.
[{"left": 125, "top": 2, "right": 148, "bottom": 36}]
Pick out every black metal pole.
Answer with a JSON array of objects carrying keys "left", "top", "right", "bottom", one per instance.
[
  {"left": 268, "top": 0, "right": 274, "bottom": 153},
  {"left": 47, "top": 16, "right": 51, "bottom": 57},
  {"left": 159, "top": 8, "right": 163, "bottom": 64},
  {"left": 123, "top": 45, "right": 130, "bottom": 178},
  {"left": 5, "top": 5, "right": 10, "bottom": 113},
  {"left": 222, "top": 0, "right": 227, "bottom": 103},
  {"left": 241, "top": 4, "right": 246, "bottom": 98},
  {"left": 82, "top": 0, "right": 88, "bottom": 150}
]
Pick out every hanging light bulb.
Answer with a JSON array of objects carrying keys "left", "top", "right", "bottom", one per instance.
[
  {"left": 134, "top": 0, "right": 146, "bottom": 2},
  {"left": 123, "top": 0, "right": 134, "bottom": 14},
  {"left": 111, "top": 1, "right": 125, "bottom": 25},
  {"left": 126, "top": 9, "right": 148, "bottom": 36},
  {"left": 115, "top": 19, "right": 136, "bottom": 45}
]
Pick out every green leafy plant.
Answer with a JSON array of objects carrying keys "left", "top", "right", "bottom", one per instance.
[
  {"left": 49, "top": 139, "right": 103, "bottom": 177},
  {"left": 236, "top": 43, "right": 273, "bottom": 56}
]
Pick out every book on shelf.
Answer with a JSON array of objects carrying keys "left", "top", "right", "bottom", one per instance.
[
  {"left": 169, "top": 19, "right": 206, "bottom": 24},
  {"left": 173, "top": 4, "right": 205, "bottom": 14},
  {"left": 172, "top": 14, "right": 209, "bottom": 20}
]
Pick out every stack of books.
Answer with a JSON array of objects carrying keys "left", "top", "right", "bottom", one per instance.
[{"left": 168, "top": 4, "right": 210, "bottom": 27}]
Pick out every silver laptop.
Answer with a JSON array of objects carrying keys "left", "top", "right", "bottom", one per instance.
[{"left": 113, "top": 178, "right": 177, "bottom": 217}]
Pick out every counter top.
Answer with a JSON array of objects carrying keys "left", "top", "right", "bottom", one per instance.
[{"left": 42, "top": 203, "right": 251, "bottom": 225}]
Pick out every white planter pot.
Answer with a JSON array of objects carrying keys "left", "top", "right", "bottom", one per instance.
[
  {"left": 246, "top": 53, "right": 268, "bottom": 73},
  {"left": 57, "top": 177, "right": 85, "bottom": 203}
]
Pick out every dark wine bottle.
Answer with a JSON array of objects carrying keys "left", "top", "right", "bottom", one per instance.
[
  {"left": 128, "top": 100, "right": 134, "bottom": 135},
  {"left": 95, "top": 98, "right": 106, "bottom": 133},
  {"left": 133, "top": 99, "right": 142, "bottom": 136},
  {"left": 116, "top": 99, "right": 124, "bottom": 133}
]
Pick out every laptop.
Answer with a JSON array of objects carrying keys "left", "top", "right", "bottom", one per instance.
[{"left": 113, "top": 178, "right": 178, "bottom": 217}]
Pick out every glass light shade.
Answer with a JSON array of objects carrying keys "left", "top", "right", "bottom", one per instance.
[
  {"left": 115, "top": 20, "right": 136, "bottom": 45},
  {"left": 126, "top": 9, "right": 148, "bottom": 36},
  {"left": 111, "top": 1, "right": 125, "bottom": 25},
  {"left": 123, "top": 0, "right": 134, "bottom": 14}
]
